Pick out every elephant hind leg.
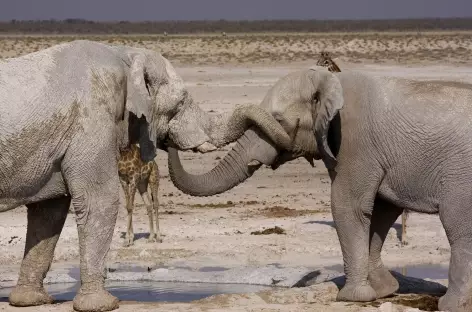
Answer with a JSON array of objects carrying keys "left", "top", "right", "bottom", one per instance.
[
  {"left": 368, "top": 198, "right": 402, "bottom": 298},
  {"left": 438, "top": 193, "right": 472, "bottom": 312},
  {"left": 9, "top": 196, "right": 70, "bottom": 307}
]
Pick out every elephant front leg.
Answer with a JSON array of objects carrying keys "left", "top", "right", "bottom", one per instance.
[
  {"left": 63, "top": 145, "right": 120, "bottom": 312},
  {"left": 332, "top": 172, "right": 380, "bottom": 302},
  {"left": 9, "top": 197, "right": 70, "bottom": 307},
  {"left": 70, "top": 190, "right": 120, "bottom": 312},
  {"left": 368, "top": 199, "right": 402, "bottom": 298}
]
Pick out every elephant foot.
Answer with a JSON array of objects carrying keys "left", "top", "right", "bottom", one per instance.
[
  {"left": 336, "top": 282, "right": 377, "bottom": 302},
  {"left": 9, "top": 285, "right": 54, "bottom": 306},
  {"left": 439, "top": 293, "right": 459, "bottom": 312},
  {"left": 368, "top": 267, "right": 399, "bottom": 298},
  {"left": 123, "top": 235, "right": 134, "bottom": 247},
  {"left": 73, "top": 288, "right": 119, "bottom": 312},
  {"left": 148, "top": 234, "right": 163, "bottom": 243},
  {"left": 439, "top": 291, "right": 472, "bottom": 312}
]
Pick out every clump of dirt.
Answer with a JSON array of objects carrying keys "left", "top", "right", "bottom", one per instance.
[
  {"left": 256, "top": 206, "right": 323, "bottom": 218},
  {"left": 188, "top": 200, "right": 260, "bottom": 209},
  {"left": 250, "top": 226, "right": 286, "bottom": 235},
  {"left": 241, "top": 200, "right": 260, "bottom": 205},
  {"left": 190, "top": 201, "right": 236, "bottom": 209},
  {"left": 162, "top": 210, "right": 185, "bottom": 215},
  {"left": 359, "top": 294, "right": 440, "bottom": 311}
]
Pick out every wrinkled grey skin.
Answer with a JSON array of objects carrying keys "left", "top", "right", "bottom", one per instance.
[
  {"left": 0, "top": 40, "right": 293, "bottom": 312},
  {"left": 169, "top": 67, "right": 472, "bottom": 312}
]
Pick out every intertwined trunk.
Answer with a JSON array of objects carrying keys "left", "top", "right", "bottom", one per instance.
[
  {"left": 169, "top": 100, "right": 295, "bottom": 152},
  {"left": 168, "top": 128, "right": 279, "bottom": 196}
]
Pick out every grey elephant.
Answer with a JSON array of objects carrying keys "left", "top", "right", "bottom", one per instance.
[
  {"left": 169, "top": 67, "right": 472, "bottom": 312},
  {"left": 0, "top": 40, "right": 294, "bottom": 312}
]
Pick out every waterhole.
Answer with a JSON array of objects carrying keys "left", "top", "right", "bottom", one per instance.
[
  {"left": 0, "top": 281, "right": 272, "bottom": 303},
  {"left": 0, "top": 264, "right": 273, "bottom": 303}
]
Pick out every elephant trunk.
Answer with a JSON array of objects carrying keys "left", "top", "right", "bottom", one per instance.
[
  {"left": 168, "top": 127, "right": 279, "bottom": 197},
  {"left": 209, "top": 105, "right": 295, "bottom": 150},
  {"left": 169, "top": 101, "right": 297, "bottom": 153}
]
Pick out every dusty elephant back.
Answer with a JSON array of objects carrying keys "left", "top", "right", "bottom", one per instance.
[
  {"left": 336, "top": 71, "right": 472, "bottom": 124},
  {"left": 333, "top": 71, "right": 472, "bottom": 208},
  {"left": 0, "top": 40, "right": 128, "bottom": 207}
]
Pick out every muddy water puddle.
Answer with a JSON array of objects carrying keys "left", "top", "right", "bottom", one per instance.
[
  {"left": 0, "top": 263, "right": 449, "bottom": 304},
  {"left": 0, "top": 281, "right": 272, "bottom": 303},
  {"left": 391, "top": 264, "right": 449, "bottom": 280},
  {"left": 0, "top": 264, "right": 272, "bottom": 303}
]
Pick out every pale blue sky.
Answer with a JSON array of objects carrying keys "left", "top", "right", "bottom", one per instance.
[{"left": 2, "top": 0, "right": 471, "bottom": 21}]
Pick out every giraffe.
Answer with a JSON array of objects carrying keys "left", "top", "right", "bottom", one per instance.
[
  {"left": 316, "top": 51, "right": 410, "bottom": 246},
  {"left": 316, "top": 51, "right": 342, "bottom": 73},
  {"left": 118, "top": 144, "right": 161, "bottom": 247}
]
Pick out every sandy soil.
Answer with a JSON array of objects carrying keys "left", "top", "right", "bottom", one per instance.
[
  {"left": 2, "top": 36, "right": 472, "bottom": 311},
  {"left": 1, "top": 32, "right": 472, "bottom": 65}
]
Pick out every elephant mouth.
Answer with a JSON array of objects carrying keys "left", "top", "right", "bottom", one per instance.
[
  {"left": 192, "top": 142, "right": 218, "bottom": 153},
  {"left": 160, "top": 137, "right": 218, "bottom": 154},
  {"left": 271, "top": 151, "right": 318, "bottom": 170}
]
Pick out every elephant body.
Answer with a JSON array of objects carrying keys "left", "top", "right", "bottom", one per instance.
[
  {"left": 0, "top": 40, "right": 293, "bottom": 312},
  {"left": 169, "top": 68, "right": 472, "bottom": 312}
]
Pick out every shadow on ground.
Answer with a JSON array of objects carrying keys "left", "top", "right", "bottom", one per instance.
[{"left": 293, "top": 269, "right": 446, "bottom": 311}]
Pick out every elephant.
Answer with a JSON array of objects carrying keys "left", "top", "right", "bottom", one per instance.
[
  {"left": 168, "top": 66, "right": 472, "bottom": 312},
  {"left": 0, "top": 40, "right": 295, "bottom": 312}
]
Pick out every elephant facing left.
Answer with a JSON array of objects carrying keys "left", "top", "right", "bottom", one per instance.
[{"left": 0, "top": 40, "right": 294, "bottom": 312}]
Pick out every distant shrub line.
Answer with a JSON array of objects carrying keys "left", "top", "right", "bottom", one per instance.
[{"left": 1, "top": 18, "right": 472, "bottom": 34}]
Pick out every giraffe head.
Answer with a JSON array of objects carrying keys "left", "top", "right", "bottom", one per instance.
[
  {"left": 316, "top": 51, "right": 341, "bottom": 73},
  {"left": 316, "top": 51, "right": 332, "bottom": 67}
]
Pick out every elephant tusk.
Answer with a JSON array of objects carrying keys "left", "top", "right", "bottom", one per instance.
[
  {"left": 195, "top": 142, "right": 218, "bottom": 153},
  {"left": 247, "top": 159, "right": 262, "bottom": 168}
]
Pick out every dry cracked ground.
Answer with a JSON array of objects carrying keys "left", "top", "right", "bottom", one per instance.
[{"left": 1, "top": 33, "right": 472, "bottom": 311}]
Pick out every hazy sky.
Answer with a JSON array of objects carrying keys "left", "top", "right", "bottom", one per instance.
[{"left": 2, "top": 0, "right": 471, "bottom": 21}]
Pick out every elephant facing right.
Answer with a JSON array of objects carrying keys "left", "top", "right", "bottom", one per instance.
[{"left": 168, "top": 67, "right": 472, "bottom": 312}]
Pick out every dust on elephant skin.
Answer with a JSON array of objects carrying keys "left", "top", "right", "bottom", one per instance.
[
  {"left": 173, "top": 67, "right": 472, "bottom": 312},
  {"left": 0, "top": 40, "right": 294, "bottom": 312}
]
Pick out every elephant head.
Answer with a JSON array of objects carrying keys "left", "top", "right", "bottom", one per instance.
[
  {"left": 120, "top": 47, "right": 295, "bottom": 162},
  {"left": 168, "top": 67, "right": 344, "bottom": 196}
]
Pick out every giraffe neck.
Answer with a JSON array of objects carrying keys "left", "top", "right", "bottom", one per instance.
[
  {"left": 327, "top": 61, "right": 341, "bottom": 73},
  {"left": 317, "top": 52, "right": 342, "bottom": 73}
]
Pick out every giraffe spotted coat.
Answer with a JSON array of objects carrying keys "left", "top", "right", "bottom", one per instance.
[{"left": 118, "top": 144, "right": 161, "bottom": 246}]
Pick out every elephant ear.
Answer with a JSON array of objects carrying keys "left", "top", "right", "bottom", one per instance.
[
  {"left": 126, "top": 53, "right": 157, "bottom": 162},
  {"left": 126, "top": 112, "right": 157, "bottom": 162},
  {"left": 309, "top": 68, "right": 344, "bottom": 170}
]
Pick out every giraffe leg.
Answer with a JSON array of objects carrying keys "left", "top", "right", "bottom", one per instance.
[
  {"left": 150, "top": 162, "right": 161, "bottom": 243},
  {"left": 138, "top": 174, "right": 161, "bottom": 243},
  {"left": 124, "top": 178, "right": 137, "bottom": 247},
  {"left": 138, "top": 179, "right": 156, "bottom": 243},
  {"left": 401, "top": 211, "right": 408, "bottom": 246}
]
